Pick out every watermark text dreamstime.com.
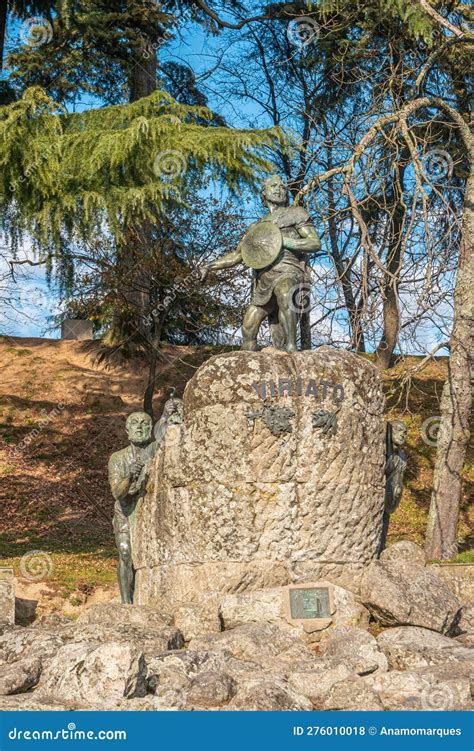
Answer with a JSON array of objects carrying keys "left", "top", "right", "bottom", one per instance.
[
  {"left": 8, "top": 722, "right": 127, "bottom": 741},
  {"left": 8, "top": 402, "right": 65, "bottom": 458}
]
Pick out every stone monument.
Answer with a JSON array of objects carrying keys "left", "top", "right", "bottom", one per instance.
[
  {"left": 61, "top": 319, "right": 93, "bottom": 340},
  {"left": 133, "top": 347, "right": 386, "bottom": 609}
]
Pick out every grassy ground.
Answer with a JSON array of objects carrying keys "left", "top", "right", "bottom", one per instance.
[{"left": 0, "top": 337, "right": 472, "bottom": 605}]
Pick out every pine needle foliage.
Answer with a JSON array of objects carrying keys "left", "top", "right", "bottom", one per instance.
[{"left": 0, "top": 86, "right": 284, "bottom": 252}]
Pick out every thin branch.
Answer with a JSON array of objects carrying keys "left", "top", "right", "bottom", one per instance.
[{"left": 417, "top": 0, "right": 465, "bottom": 37}]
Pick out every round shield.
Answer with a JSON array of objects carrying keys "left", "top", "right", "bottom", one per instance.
[{"left": 240, "top": 221, "right": 283, "bottom": 270}]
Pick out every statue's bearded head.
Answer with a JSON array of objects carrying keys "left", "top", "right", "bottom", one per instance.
[
  {"left": 262, "top": 175, "right": 289, "bottom": 207},
  {"left": 391, "top": 420, "right": 407, "bottom": 448},
  {"left": 126, "top": 411, "right": 153, "bottom": 445}
]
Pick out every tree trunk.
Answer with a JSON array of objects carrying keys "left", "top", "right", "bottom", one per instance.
[
  {"left": 300, "top": 311, "right": 311, "bottom": 349},
  {"left": 326, "top": 167, "right": 366, "bottom": 352},
  {"left": 425, "top": 134, "right": 473, "bottom": 560},
  {"left": 0, "top": 0, "right": 7, "bottom": 71},
  {"left": 129, "top": 37, "right": 156, "bottom": 102},
  {"left": 375, "top": 163, "right": 406, "bottom": 369},
  {"left": 143, "top": 331, "right": 162, "bottom": 419},
  {"left": 109, "top": 33, "right": 157, "bottom": 348}
]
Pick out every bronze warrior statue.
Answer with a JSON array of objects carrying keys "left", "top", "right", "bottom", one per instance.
[
  {"left": 378, "top": 420, "right": 408, "bottom": 555},
  {"left": 200, "top": 175, "right": 322, "bottom": 352},
  {"left": 108, "top": 412, "right": 156, "bottom": 604},
  {"left": 108, "top": 397, "right": 184, "bottom": 604}
]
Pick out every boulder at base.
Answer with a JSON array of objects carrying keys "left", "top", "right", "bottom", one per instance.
[
  {"left": 360, "top": 544, "right": 461, "bottom": 634},
  {"left": 134, "top": 348, "right": 386, "bottom": 608}
]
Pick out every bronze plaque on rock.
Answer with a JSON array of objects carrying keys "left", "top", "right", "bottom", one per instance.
[{"left": 289, "top": 586, "right": 331, "bottom": 619}]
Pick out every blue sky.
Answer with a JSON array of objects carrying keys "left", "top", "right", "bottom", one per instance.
[{"left": 0, "top": 10, "right": 453, "bottom": 355}]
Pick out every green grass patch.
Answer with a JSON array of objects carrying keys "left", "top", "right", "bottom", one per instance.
[{"left": 5, "top": 347, "right": 33, "bottom": 356}]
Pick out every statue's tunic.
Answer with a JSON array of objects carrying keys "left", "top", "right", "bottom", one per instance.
[
  {"left": 384, "top": 450, "right": 407, "bottom": 514},
  {"left": 251, "top": 205, "right": 312, "bottom": 307},
  {"left": 108, "top": 441, "right": 156, "bottom": 551}
]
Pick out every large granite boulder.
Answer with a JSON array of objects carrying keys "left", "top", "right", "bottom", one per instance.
[
  {"left": 188, "top": 622, "right": 306, "bottom": 664},
  {"left": 318, "top": 626, "right": 388, "bottom": 675},
  {"left": 0, "top": 626, "right": 67, "bottom": 665},
  {"left": 323, "top": 676, "right": 383, "bottom": 710},
  {"left": 74, "top": 603, "right": 185, "bottom": 659},
  {"left": 134, "top": 348, "right": 385, "bottom": 607},
  {"left": 37, "top": 641, "right": 147, "bottom": 705},
  {"left": 0, "top": 657, "right": 42, "bottom": 695},
  {"left": 370, "top": 663, "right": 473, "bottom": 711},
  {"left": 360, "top": 545, "right": 461, "bottom": 634},
  {"left": 218, "top": 583, "right": 369, "bottom": 635},
  {"left": 377, "top": 626, "right": 474, "bottom": 670}
]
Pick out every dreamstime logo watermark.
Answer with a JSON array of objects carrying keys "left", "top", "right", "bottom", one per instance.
[
  {"left": 288, "top": 282, "right": 312, "bottom": 314},
  {"left": 287, "top": 17, "right": 320, "bottom": 49},
  {"left": 8, "top": 143, "right": 57, "bottom": 194},
  {"left": 140, "top": 2, "right": 198, "bottom": 58},
  {"left": 19, "top": 17, "right": 53, "bottom": 48},
  {"left": 9, "top": 402, "right": 65, "bottom": 457},
  {"left": 421, "top": 415, "right": 441, "bottom": 447},
  {"left": 8, "top": 722, "right": 127, "bottom": 741},
  {"left": 20, "top": 550, "right": 53, "bottom": 581},
  {"left": 422, "top": 149, "right": 453, "bottom": 183},
  {"left": 143, "top": 265, "right": 202, "bottom": 326},
  {"left": 153, "top": 150, "right": 187, "bottom": 180},
  {"left": 421, "top": 682, "right": 457, "bottom": 710}
]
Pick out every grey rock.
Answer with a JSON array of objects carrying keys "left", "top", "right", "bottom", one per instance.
[
  {"left": 319, "top": 626, "right": 388, "bottom": 675},
  {"left": 380, "top": 541, "right": 426, "bottom": 566},
  {"left": 33, "top": 613, "right": 74, "bottom": 629},
  {"left": 428, "top": 564, "right": 474, "bottom": 602},
  {"left": 174, "top": 602, "right": 221, "bottom": 641},
  {"left": 37, "top": 640, "right": 147, "bottom": 703},
  {"left": 287, "top": 664, "right": 353, "bottom": 707},
  {"left": 323, "top": 676, "right": 383, "bottom": 710},
  {"left": 115, "top": 696, "right": 182, "bottom": 711},
  {"left": 188, "top": 622, "right": 306, "bottom": 664},
  {"left": 219, "top": 584, "right": 368, "bottom": 634},
  {"left": 227, "top": 676, "right": 313, "bottom": 711},
  {"left": 377, "top": 626, "right": 474, "bottom": 670},
  {"left": 370, "top": 662, "right": 473, "bottom": 711},
  {"left": 0, "top": 695, "right": 68, "bottom": 711},
  {"left": 0, "top": 626, "right": 66, "bottom": 665},
  {"left": 186, "top": 670, "right": 236, "bottom": 708},
  {"left": 455, "top": 633, "right": 474, "bottom": 647},
  {"left": 73, "top": 603, "right": 184, "bottom": 658},
  {"left": 219, "top": 588, "right": 284, "bottom": 630},
  {"left": 77, "top": 602, "right": 173, "bottom": 629},
  {"left": 455, "top": 603, "right": 474, "bottom": 635},
  {"left": 0, "top": 657, "right": 42, "bottom": 695},
  {"left": 147, "top": 649, "right": 262, "bottom": 692},
  {"left": 360, "top": 558, "right": 461, "bottom": 634}
]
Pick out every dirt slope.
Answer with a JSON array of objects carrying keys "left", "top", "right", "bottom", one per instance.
[{"left": 0, "top": 337, "right": 472, "bottom": 615}]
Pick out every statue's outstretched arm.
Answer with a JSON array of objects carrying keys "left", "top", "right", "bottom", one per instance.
[
  {"left": 200, "top": 249, "right": 243, "bottom": 281},
  {"left": 284, "top": 224, "right": 322, "bottom": 254}
]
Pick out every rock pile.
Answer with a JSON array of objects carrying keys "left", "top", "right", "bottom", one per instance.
[{"left": 0, "top": 544, "right": 472, "bottom": 711}]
